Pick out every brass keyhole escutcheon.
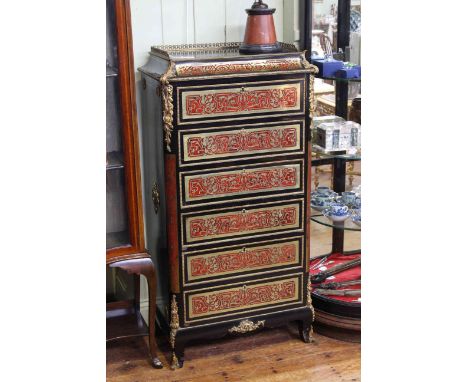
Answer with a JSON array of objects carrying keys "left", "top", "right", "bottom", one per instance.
[{"left": 152, "top": 181, "right": 160, "bottom": 214}]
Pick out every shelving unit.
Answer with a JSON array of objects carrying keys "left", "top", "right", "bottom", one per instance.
[
  {"left": 309, "top": 152, "right": 361, "bottom": 342},
  {"left": 311, "top": 213, "right": 360, "bottom": 232},
  {"left": 311, "top": 153, "right": 361, "bottom": 254}
]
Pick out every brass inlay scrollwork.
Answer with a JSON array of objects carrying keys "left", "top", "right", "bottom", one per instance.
[
  {"left": 176, "top": 58, "right": 303, "bottom": 77},
  {"left": 169, "top": 294, "right": 179, "bottom": 350},
  {"left": 228, "top": 319, "right": 265, "bottom": 334},
  {"left": 160, "top": 62, "right": 175, "bottom": 152}
]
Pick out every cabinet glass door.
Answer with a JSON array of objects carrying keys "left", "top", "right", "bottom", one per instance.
[{"left": 106, "top": 0, "right": 130, "bottom": 249}]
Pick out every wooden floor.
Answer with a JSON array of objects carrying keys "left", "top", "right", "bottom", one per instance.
[
  {"left": 107, "top": 324, "right": 360, "bottom": 381},
  {"left": 107, "top": 168, "right": 361, "bottom": 381}
]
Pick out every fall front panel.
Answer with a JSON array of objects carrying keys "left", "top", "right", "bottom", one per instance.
[{"left": 176, "top": 79, "right": 305, "bottom": 125}]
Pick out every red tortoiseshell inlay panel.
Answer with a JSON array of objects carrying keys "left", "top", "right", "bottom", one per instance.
[
  {"left": 186, "top": 165, "right": 299, "bottom": 201},
  {"left": 186, "top": 204, "right": 300, "bottom": 243},
  {"left": 188, "top": 278, "right": 299, "bottom": 318},
  {"left": 188, "top": 241, "right": 299, "bottom": 281},
  {"left": 183, "top": 84, "right": 300, "bottom": 119},
  {"left": 185, "top": 126, "right": 299, "bottom": 160}
]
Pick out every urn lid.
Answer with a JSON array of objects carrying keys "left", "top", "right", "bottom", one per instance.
[{"left": 246, "top": 0, "right": 276, "bottom": 15}]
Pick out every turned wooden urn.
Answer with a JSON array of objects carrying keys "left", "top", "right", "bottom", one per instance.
[{"left": 239, "top": 0, "right": 282, "bottom": 54}]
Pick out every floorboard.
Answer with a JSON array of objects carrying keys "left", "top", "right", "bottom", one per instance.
[
  {"left": 107, "top": 324, "right": 360, "bottom": 381},
  {"left": 107, "top": 167, "right": 361, "bottom": 381}
]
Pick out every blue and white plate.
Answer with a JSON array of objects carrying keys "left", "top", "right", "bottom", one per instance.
[
  {"left": 311, "top": 190, "right": 337, "bottom": 198},
  {"left": 323, "top": 209, "right": 352, "bottom": 223}
]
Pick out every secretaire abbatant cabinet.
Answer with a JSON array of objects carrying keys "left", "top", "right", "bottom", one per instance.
[{"left": 138, "top": 43, "right": 318, "bottom": 369}]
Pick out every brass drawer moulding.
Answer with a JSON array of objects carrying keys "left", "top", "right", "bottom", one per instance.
[
  {"left": 182, "top": 238, "right": 303, "bottom": 285},
  {"left": 183, "top": 273, "right": 304, "bottom": 323},
  {"left": 178, "top": 159, "right": 305, "bottom": 208},
  {"left": 177, "top": 120, "right": 305, "bottom": 167},
  {"left": 181, "top": 199, "right": 305, "bottom": 247}
]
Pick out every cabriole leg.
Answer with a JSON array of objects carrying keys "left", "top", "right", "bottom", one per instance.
[{"left": 298, "top": 320, "right": 315, "bottom": 344}]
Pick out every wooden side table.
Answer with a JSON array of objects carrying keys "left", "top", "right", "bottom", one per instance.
[{"left": 106, "top": 257, "right": 163, "bottom": 369}]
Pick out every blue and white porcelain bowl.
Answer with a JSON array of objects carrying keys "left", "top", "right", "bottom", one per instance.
[
  {"left": 328, "top": 202, "right": 349, "bottom": 216},
  {"left": 353, "top": 196, "right": 361, "bottom": 209},
  {"left": 323, "top": 202, "right": 351, "bottom": 222},
  {"left": 351, "top": 209, "right": 361, "bottom": 227},
  {"left": 311, "top": 186, "right": 337, "bottom": 197},
  {"left": 311, "top": 197, "right": 332, "bottom": 211},
  {"left": 316, "top": 186, "right": 331, "bottom": 195},
  {"left": 341, "top": 191, "right": 357, "bottom": 206},
  {"left": 311, "top": 193, "right": 336, "bottom": 211}
]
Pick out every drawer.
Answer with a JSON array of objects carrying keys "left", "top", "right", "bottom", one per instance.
[
  {"left": 178, "top": 120, "right": 305, "bottom": 167},
  {"left": 181, "top": 199, "right": 304, "bottom": 247},
  {"left": 176, "top": 79, "right": 305, "bottom": 125},
  {"left": 184, "top": 273, "right": 303, "bottom": 323},
  {"left": 183, "top": 237, "right": 304, "bottom": 285},
  {"left": 179, "top": 159, "right": 304, "bottom": 208}
]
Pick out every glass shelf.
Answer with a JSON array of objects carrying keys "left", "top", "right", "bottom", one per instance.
[
  {"left": 106, "top": 151, "right": 124, "bottom": 170},
  {"left": 312, "top": 151, "right": 361, "bottom": 161},
  {"left": 106, "top": 230, "right": 130, "bottom": 249},
  {"left": 311, "top": 213, "right": 361, "bottom": 231},
  {"left": 106, "top": 66, "right": 118, "bottom": 78},
  {"left": 321, "top": 76, "right": 361, "bottom": 82}
]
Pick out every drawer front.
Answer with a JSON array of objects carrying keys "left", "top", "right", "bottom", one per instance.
[
  {"left": 182, "top": 200, "right": 304, "bottom": 247},
  {"left": 183, "top": 237, "right": 304, "bottom": 285},
  {"left": 180, "top": 159, "right": 304, "bottom": 208},
  {"left": 178, "top": 121, "right": 305, "bottom": 167},
  {"left": 184, "top": 274, "right": 303, "bottom": 322},
  {"left": 177, "top": 79, "right": 305, "bottom": 124}
]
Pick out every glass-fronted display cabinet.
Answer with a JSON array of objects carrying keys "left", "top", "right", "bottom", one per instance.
[
  {"left": 106, "top": 0, "right": 162, "bottom": 368},
  {"left": 106, "top": 0, "right": 145, "bottom": 261},
  {"left": 106, "top": 0, "right": 146, "bottom": 299}
]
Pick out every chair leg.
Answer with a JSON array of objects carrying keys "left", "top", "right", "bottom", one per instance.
[{"left": 140, "top": 262, "right": 163, "bottom": 369}]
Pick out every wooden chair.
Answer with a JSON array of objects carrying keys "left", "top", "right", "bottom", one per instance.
[{"left": 106, "top": 257, "right": 163, "bottom": 369}]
